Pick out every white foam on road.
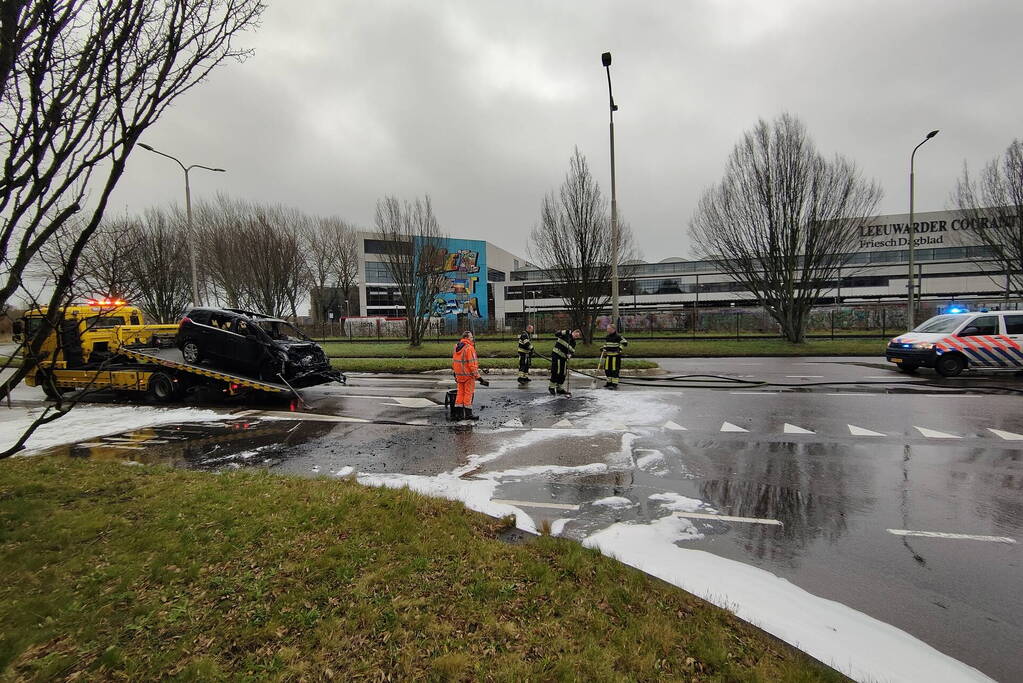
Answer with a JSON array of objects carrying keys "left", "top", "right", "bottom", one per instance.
[
  {"left": 1, "top": 405, "right": 227, "bottom": 455},
  {"left": 888, "top": 529, "right": 1016, "bottom": 544},
  {"left": 648, "top": 491, "right": 707, "bottom": 513},
  {"left": 584, "top": 516, "right": 992, "bottom": 683},
  {"left": 591, "top": 496, "right": 635, "bottom": 509}
]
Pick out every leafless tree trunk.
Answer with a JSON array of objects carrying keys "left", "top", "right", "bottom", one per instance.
[
  {"left": 689, "top": 114, "right": 882, "bottom": 343},
  {"left": 126, "top": 208, "right": 192, "bottom": 323},
  {"left": 306, "top": 216, "right": 359, "bottom": 323},
  {"left": 529, "top": 148, "right": 636, "bottom": 344},
  {"left": 952, "top": 139, "right": 1023, "bottom": 301},
  {"left": 373, "top": 195, "right": 446, "bottom": 347},
  {"left": 0, "top": 0, "right": 265, "bottom": 405}
]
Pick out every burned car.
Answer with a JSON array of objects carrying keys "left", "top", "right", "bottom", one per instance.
[{"left": 177, "top": 307, "right": 344, "bottom": 387}]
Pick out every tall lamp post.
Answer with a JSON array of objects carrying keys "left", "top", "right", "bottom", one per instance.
[
  {"left": 601, "top": 51, "right": 620, "bottom": 326},
  {"left": 139, "top": 143, "right": 225, "bottom": 307},
  {"left": 907, "top": 130, "right": 939, "bottom": 328}
]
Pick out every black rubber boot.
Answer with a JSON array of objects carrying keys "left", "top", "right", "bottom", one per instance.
[
  {"left": 450, "top": 406, "right": 464, "bottom": 421},
  {"left": 464, "top": 408, "right": 480, "bottom": 421}
]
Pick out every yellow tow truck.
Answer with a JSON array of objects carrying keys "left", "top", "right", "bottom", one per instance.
[{"left": 13, "top": 299, "right": 294, "bottom": 401}]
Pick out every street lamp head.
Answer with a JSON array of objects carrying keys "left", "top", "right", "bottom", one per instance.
[
  {"left": 138, "top": 143, "right": 154, "bottom": 151},
  {"left": 212, "top": 168, "right": 226, "bottom": 172},
  {"left": 601, "top": 52, "right": 612, "bottom": 67},
  {"left": 926, "top": 129, "right": 939, "bottom": 139}
]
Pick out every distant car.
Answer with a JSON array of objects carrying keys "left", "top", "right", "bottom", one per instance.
[
  {"left": 885, "top": 310, "right": 1023, "bottom": 377},
  {"left": 177, "top": 307, "right": 341, "bottom": 386}
]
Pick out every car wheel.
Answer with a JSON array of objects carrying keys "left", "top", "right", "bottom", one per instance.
[
  {"left": 147, "top": 372, "right": 177, "bottom": 402},
  {"left": 182, "top": 340, "right": 202, "bottom": 364},
  {"left": 896, "top": 363, "right": 919, "bottom": 374},
  {"left": 935, "top": 354, "right": 966, "bottom": 378}
]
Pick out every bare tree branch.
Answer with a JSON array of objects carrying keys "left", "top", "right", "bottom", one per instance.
[{"left": 689, "top": 114, "right": 882, "bottom": 342}]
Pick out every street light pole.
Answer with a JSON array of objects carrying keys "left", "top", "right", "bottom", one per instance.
[
  {"left": 601, "top": 51, "right": 620, "bottom": 326},
  {"left": 139, "top": 143, "right": 225, "bottom": 308},
  {"left": 907, "top": 130, "right": 939, "bottom": 328}
]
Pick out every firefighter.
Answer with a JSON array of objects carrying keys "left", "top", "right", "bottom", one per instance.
[
  {"left": 601, "top": 324, "right": 629, "bottom": 389},
  {"left": 451, "top": 330, "right": 481, "bottom": 421},
  {"left": 548, "top": 328, "right": 581, "bottom": 396},
  {"left": 517, "top": 324, "right": 535, "bottom": 383}
]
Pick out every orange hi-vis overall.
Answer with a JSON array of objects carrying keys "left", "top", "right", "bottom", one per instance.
[{"left": 452, "top": 338, "right": 480, "bottom": 408}]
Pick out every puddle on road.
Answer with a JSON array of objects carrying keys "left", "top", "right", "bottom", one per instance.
[{"left": 40, "top": 418, "right": 336, "bottom": 471}]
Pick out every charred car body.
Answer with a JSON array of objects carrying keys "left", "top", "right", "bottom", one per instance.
[{"left": 177, "top": 308, "right": 343, "bottom": 387}]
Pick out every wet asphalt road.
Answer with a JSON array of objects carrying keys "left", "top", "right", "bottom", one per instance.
[{"left": 37, "top": 357, "right": 1023, "bottom": 681}]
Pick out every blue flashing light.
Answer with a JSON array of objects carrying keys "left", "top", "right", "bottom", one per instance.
[{"left": 946, "top": 306, "right": 966, "bottom": 314}]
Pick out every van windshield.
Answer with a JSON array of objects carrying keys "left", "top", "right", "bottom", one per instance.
[
  {"left": 256, "top": 320, "right": 306, "bottom": 341},
  {"left": 913, "top": 315, "right": 963, "bottom": 334}
]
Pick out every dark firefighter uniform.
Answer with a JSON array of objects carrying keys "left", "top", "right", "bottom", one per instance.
[
  {"left": 548, "top": 330, "right": 577, "bottom": 395},
  {"left": 602, "top": 330, "right": 629, "bottom": 388},
  {"left": 517, "top": 329, "right": 534, "bottom": 383}
]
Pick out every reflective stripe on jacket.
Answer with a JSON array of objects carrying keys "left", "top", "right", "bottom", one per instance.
[
  {"left": 517, "top": 331, "right": 534, "bottom": 355},
  {"left": 452, "top": 339, "right": 479, "bottom": 378},
  {"left": 602, "top": 332, "right": 629, "bottom": 355},
  {"left": 552, "top": 330, "right": 576, "bottom": 359}
]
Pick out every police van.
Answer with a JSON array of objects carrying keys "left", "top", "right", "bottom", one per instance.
[{"left": 886, "top": 310, "right": 1023, "bottom": 377}]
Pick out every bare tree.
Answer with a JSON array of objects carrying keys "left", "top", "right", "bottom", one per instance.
[
  {"left": 38, "top": 217, "right": 144, "bottom": 303},
  {"left": 196, "top": 198, "right": 310, "bottom": 318},
  {"left": 373, "top": 195, "right": 446, "bottom": 347},
  {"left": 530, "top": 149, "right": 636, "bottom": 344},
  {"left": 952, "top": 139, "right": 1023, "bottom": 301},
  {"left": 0, "top": 0, "right": 265, "bottom": 405},
  {"left": 689, "top": 114, "right": 882, "bottom": 343},
  {"left": 306, "top": 216, "right": 360, "bottom": 323},
  {"left": 195, "top": 195, "right": 249, "bottom": 308},
  {"left": 126, "top": 208, "right": 192, "bottom": 323}
]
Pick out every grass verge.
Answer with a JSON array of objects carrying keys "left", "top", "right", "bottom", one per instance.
[
  {"left": 332, "top": 357, "right": 658, "bottom": 373},
  {"left": 0, "top": 458, "right": 845, "bottom": 681},
  {"left": 322, "top": 338, "right": 886, "bottom": 359}
]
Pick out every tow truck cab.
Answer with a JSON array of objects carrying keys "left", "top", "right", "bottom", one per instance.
[
  {"left": 15, "top": 300, "right": 179, "bottom": 394},
  {"left": 886, "top": 311, "right": 1023, "bottom": 377}
]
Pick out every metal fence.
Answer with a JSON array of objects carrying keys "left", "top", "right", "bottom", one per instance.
[{"left": 294, "top": 301, "right": 1023, "bottom": 342}]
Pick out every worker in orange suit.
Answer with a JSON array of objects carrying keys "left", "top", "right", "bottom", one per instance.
[{"left": 451, "top": 330, "right": 484, "bottom": 421}]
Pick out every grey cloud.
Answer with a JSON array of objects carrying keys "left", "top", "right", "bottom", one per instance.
[{"left": 111, "top": 0, "right": 1023, "bottom": 261}]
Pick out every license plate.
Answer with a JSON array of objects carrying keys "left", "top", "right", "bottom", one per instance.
[{"left": 892, "top": 357, "right": 902, "bottom": 363}]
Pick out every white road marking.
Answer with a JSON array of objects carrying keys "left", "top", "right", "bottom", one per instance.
[
  {"left": 915, "top": 426, "right": 962, "bottom": 439},
  {"left": 676, "top": 512, "right": 782, "bottom": 526},
  {"left": 551, "top": 419, "right": 574, "bottom": 428},
  {"left": 989, "top": 428, "right": 1023, "bottom": 440},
  {"left": 783, "top": 423, "right": 815, "bottom": 435},
  {"left": 720, "top": 422, "right": 748, "bottom": 433},
  {"left": 828, "top": 393, "right": 873, "bottom": 396},
  {"left": 887, "top": 529, "right": 1016, "bottom": 544},
  {"left": 729, "top": 391, "right": 777, "bottom": 395},
  {"left": 662, "top": 420, "right": 687, "bottom": 431},
  {"left": 244, "top": 410, "right": 370, "bottom": 423},
  {"left": 491, "top": 499, "right": 580, "bottom": 511},
  {"left": 502, "top": 418, "right": 524, "bottom": 428},
  {"left": 385, "top": 397, "right": 438, "bottom": 408},
  {"left": 848, "top": 424, "right": 885, "bottom": 437},
  {"left": 609, "top": 423, "right": 630, "bottom": 431},
  {"left": 406, "top": 419, "right": 430, "bottom": 426},
  {"left": 785, "top": 375, "right": 824, "bottom": 378}
]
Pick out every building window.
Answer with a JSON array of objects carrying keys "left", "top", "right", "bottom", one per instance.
[
  {"left": 366, "top": 286, "right": 403, "bottom": 307},
  {"left": 364, "top": 238, "right": 409, "bottom": 255},
  {"left": 365, "top": 261, "right": 396, "bottom": 283},
  {"left": 488, "top": 268, "right": 506, "bottom": 282}
]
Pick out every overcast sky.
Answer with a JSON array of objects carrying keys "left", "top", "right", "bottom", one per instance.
[{"left": 111, "top": 0, "right": 1023, "bottom": 264}]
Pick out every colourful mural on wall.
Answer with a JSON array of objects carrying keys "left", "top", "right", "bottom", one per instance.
[{"left": 414, "top": 237, "right": 488, "bottom": 319}]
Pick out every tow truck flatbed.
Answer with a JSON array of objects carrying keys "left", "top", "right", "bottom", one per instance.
[{"left": 121, "top": 346, "right": 294, "bottom": 395}]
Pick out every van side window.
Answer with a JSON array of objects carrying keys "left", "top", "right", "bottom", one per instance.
[
  {"left": 960, "top": 315, "right": 999, "bottom": 336},
  {"left": 210, "top": 313, "right": 231, "bottom": 329},
  {"left": 1004, "top": 315, "right": 1023, "bottom": 335}
]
